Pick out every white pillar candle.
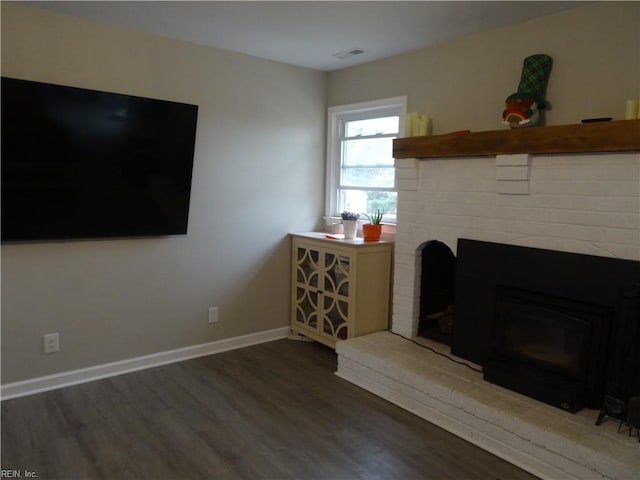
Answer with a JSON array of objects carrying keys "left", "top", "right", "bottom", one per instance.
[
  {"left": 625, "top": 99, "right": 639, "bottom": 120},
  {"left": 410, "top": 112, "right": 421, "bottom": 137},
  {"left": 418, "top": 115, "right": 428, "bottom": 136},
  {"left": 405, "top": 112, "right": 414, "bottom": 137}
]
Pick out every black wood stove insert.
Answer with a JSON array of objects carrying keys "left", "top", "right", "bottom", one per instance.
[
  {"left": 451, "top": 239, "right": 640, "bottom": 414},
  {"left": 485, "top": 286, "right": 612, "bottom": 412}
]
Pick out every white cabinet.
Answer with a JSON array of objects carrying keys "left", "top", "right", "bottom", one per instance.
[{"left": 290, "top": 233, "right": 393, "bottom": 349}]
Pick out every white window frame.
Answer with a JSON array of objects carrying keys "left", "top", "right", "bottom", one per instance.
[{"left": 325, "top": 96, "right": 407, "bottom": 222}]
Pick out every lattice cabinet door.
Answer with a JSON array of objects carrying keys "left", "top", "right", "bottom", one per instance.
[
  {"left": 293, "top": 245, "right": 321, "bottom": 335},
  {"left": 321, "top": 251, "right": 351, "bottom": 341}
]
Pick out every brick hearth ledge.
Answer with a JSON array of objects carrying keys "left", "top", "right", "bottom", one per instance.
[{"left": 336, "top": 331, "right": 639, "bottom": 480}]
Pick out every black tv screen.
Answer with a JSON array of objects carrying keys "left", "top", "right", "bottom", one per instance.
[{"left": 1, "top": 77, "right": 198, "bottom": 242}]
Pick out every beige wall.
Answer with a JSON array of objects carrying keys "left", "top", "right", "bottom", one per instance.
[
  {"left": 3, "top": 1, "right": 639, "bottom": 386},
  {"left": 328, "top": 2, "right": 640, "bottom": 134},
  {"left": 1, "top": 3, "right": 326, "bottom": 383}
]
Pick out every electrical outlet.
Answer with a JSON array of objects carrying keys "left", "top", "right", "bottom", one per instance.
[
  {"left": 208, "top": 307, "right": 219, "bottom": 324},
  {"left": 43, "top": 333, "right": 60, "bottom": 354}
]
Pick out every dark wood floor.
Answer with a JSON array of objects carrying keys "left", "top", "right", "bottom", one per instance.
[{"left": 2, "top": 339, "right": 538, "bottom": 480}]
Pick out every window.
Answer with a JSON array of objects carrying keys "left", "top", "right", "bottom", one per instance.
[{"left": 326, "top": 97, "right": 406, "bottom": 223}]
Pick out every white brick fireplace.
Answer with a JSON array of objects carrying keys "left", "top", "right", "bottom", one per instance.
[
  {"left": 392, "top": 151, "right": 639, "bottom": 338},
  {"left": 336, "top": 125, "right": 640, "bottom": 480}
]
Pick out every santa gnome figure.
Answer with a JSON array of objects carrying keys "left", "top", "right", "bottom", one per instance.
[{"left": 502, "top": 54, "right": 552, "bottom": 127}]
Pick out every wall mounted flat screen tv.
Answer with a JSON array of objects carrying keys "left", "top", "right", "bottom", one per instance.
[{"left": 1, "top": 77, "right": 199, "bottom": 242}]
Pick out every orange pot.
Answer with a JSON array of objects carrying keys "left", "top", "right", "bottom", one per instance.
[{"left": 362, "top": 223, "right": 382, "bottom": 242}]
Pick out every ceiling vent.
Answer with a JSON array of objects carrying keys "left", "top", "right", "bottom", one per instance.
[{"left": 332, "top": 48, "right": 365, "bottom": 60}]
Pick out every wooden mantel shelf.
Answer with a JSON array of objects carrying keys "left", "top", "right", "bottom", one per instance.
[{"left": 393, "top": 119, "right": 640, "bottom": 159}]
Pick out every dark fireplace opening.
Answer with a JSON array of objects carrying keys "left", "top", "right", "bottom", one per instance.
[
  {"left": 451, "top": 238, "right": 640, "bottom": 417},
  {"left": 484, "top": 286, "right": 612, "bottom": 412},
  {"left": 418, "top": 240, "right": 456, "bottom": 345}
]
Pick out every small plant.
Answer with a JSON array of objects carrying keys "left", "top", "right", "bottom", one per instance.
[
  {"left": 364, "top": 209, "right": 383, "bottom": 225},
  {"left": 341, "top": 211, "right": 360, "bottom": 221}
]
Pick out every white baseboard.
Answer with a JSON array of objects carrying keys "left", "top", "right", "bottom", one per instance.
[{"left": 1, "top": 326, "right": 290, "bottom": 401}]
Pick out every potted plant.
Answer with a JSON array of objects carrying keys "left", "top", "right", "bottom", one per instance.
[
  {"left": 341, "top": 211, "right": 360, "bottom": 239},
  {"left": 362, "top": 209, "right": 383, "bottom": 242}
]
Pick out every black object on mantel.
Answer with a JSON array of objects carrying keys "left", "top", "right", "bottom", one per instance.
[{"left": 581, "top": 117, "right": 612, "bottom": 123}]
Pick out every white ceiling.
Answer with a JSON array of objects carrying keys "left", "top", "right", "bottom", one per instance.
[{"left": 26, "top": 1, "right": 586, "bottom": 71}]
